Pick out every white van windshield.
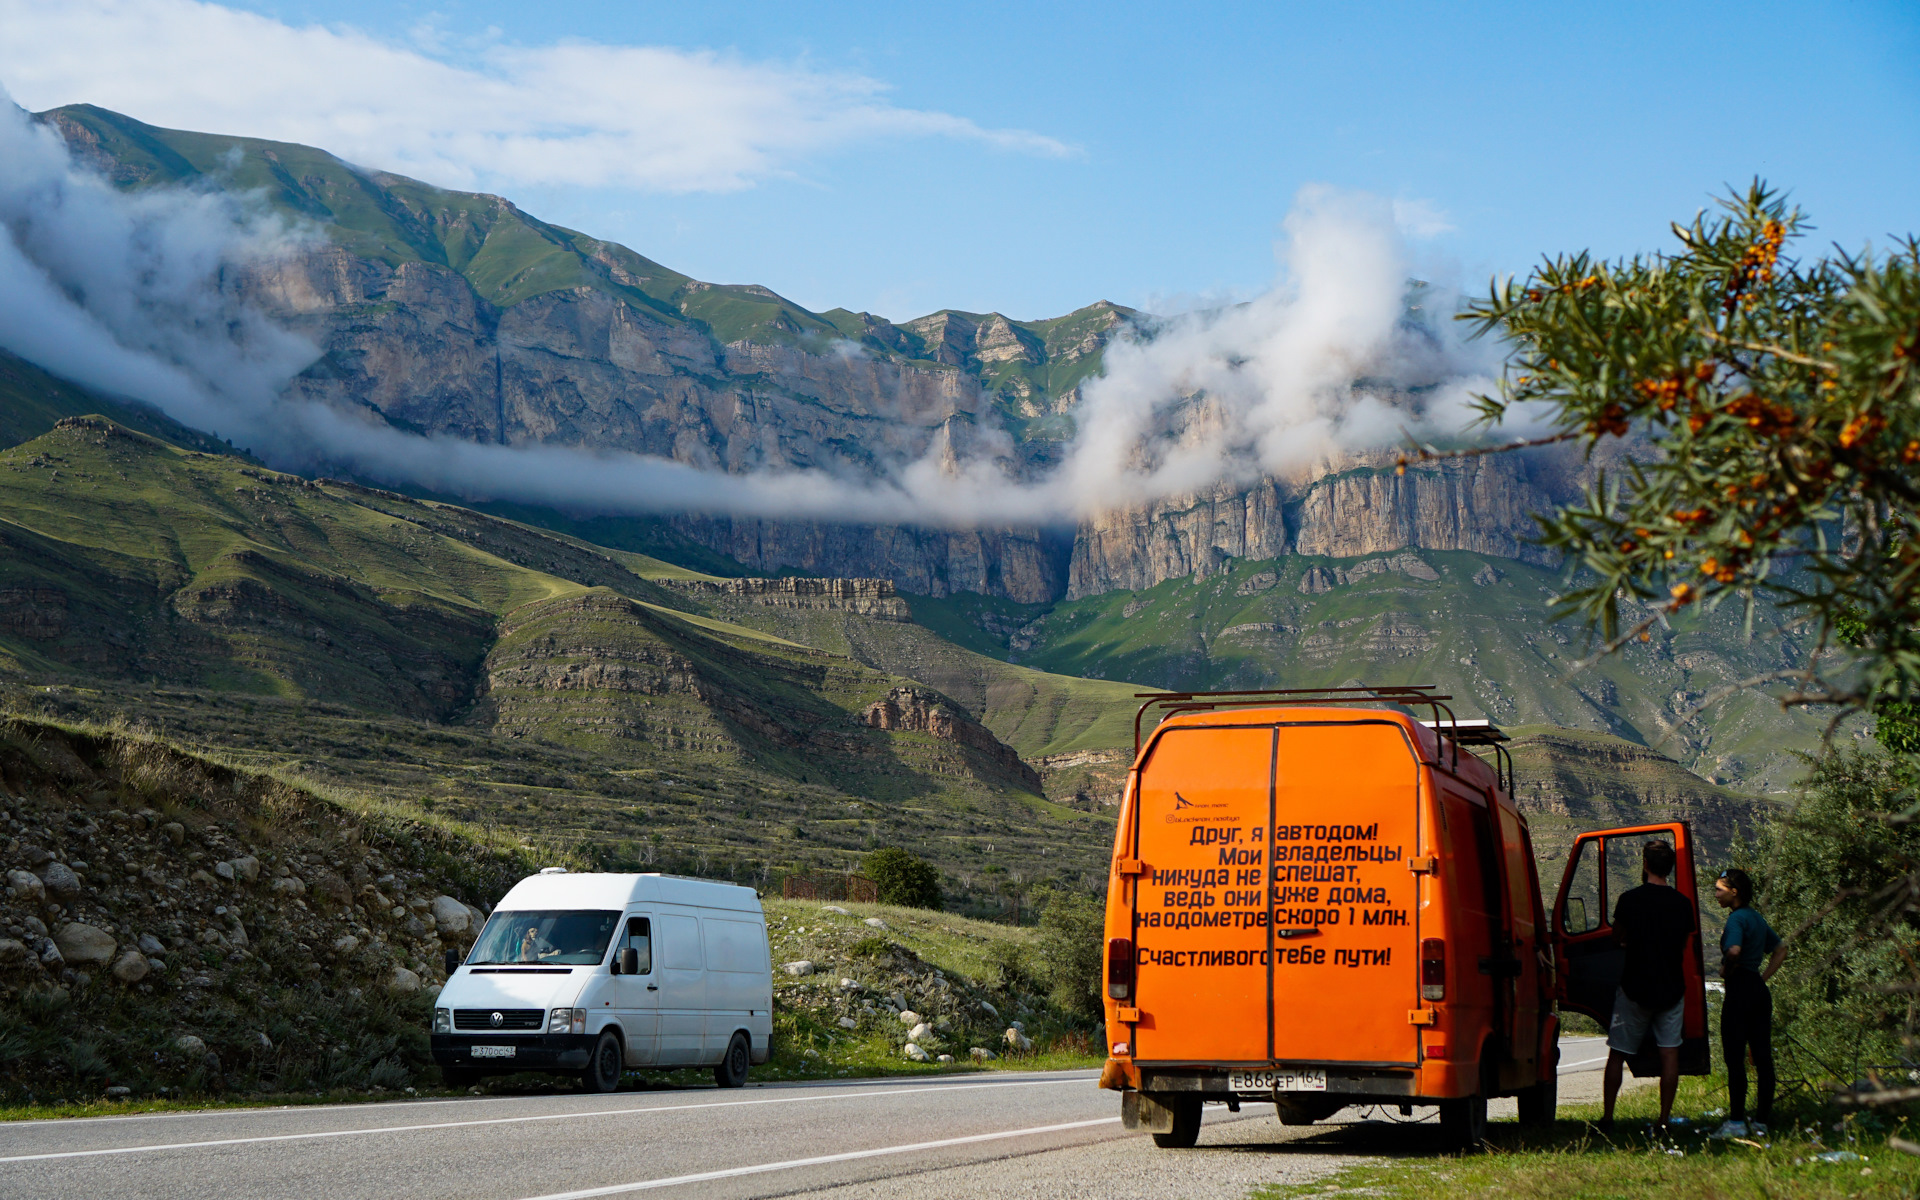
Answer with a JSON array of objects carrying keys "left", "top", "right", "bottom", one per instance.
[{"left": 469, "top": 910, "right": 621, "bottom": 965}]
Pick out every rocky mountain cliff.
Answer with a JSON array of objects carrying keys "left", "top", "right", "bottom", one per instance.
[{"left": 44, "top": 104, "right": 1578, "bottom": 606}]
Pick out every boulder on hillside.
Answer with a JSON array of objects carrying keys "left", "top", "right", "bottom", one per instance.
[
  {"left": 39, "top": 862, "right": 82, "bottom": 900},
  {"left": 55, "top": 922, "right": 116, "bottom": 966},
  {"left": 387, "top": 966, "right": 421, "bottom": 993},
  {"left": 431, "top": 896, "right": 470, "bottom": 935},
  {"left": 230, "top": 856, "right": 261, "bottom": 883},
  {"left": 6, "top": 869, "right": 44, "bottom": 902},
  {"left": 111, "top": 950, "right": 149, "bottom": 983}
]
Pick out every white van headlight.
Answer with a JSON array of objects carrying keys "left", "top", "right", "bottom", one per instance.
[
  {"left": 548, "top": 1008, "right": 586, "bottom": 1035},
  {"left": 433, "top": 1007, "right": 451, "bottom": 1033}
]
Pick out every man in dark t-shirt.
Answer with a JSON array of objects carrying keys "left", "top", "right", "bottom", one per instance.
[{"left": 1600, "top": 839, "right": 1695, "bottom": 1129}]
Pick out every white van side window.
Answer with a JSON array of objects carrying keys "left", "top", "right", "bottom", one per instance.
[
  {"left": 659, "top": 914, "right": 703, "bottom": 970},
  {"left": 624, "top": 917, "right": 652, "bottom": 973},
  {"left": 703, "top": 918, "right": 764, "bottom": 974}
]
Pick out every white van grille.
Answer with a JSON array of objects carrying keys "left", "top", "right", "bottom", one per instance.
[{"left": 453, "top": 1008, "right": 543, "bottom": 1031}]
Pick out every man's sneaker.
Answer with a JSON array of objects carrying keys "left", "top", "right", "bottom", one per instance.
[{"left": 1709, "top": 1119, "right": 1751, "bottom": 1139}]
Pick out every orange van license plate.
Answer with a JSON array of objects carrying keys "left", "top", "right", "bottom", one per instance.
[{"left": 1229, "top": 1067, "right": 1326, "bottom": 1092}]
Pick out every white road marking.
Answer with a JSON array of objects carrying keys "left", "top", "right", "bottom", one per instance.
[
  {"left": 1558, "top": 1055, "right": 1611, "bottom": 1072},
  {"left": 514, "top": 1117, "right": 1125, "bottom": 1199},
  {"left": 0, "top": 1079, "right": 1089, "bottom": 1164}
]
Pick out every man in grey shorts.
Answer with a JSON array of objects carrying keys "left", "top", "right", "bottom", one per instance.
[{"left": 1600, "top": 840, "right": 1694, "bottom": 1129}]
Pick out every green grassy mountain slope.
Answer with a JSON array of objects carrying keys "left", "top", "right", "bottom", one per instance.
[
  {"left": 0, "top": 417, "right": 1121, "bottom": 910},
  {"left": 910, "top": 550, "right": 1832, "bottom": 793}
]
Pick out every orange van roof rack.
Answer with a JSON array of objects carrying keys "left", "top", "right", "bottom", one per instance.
[
  {"left": 1132, "top": 685, "right": 1456, "bottom": 755},
  {"left": 1131, "top": 686, "right": 1512, "bottom": 791}
]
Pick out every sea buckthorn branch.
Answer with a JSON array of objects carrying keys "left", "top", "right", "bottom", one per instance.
[{"left": 1448, "top": 181, "right": 1920, "bottom": 724}]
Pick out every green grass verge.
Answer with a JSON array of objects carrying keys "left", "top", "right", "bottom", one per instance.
[{"left": 1250, "top": 1076, "right": 1920, "bottom": 1199}]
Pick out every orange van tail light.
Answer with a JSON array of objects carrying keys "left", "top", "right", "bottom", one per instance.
[
  {"left": 1107, "top": 937, "right": 1134, "bottom": 1000},
  {"left": 1420, "top": 938, "right": 1446, "bottom": 1002}
]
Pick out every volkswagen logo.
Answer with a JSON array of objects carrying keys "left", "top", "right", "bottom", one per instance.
[{"left": 490, "top": 1011, "right": 503, "bottom": 1028}]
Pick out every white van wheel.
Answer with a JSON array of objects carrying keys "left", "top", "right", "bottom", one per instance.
[
  {"left": 714, "top": 1032, "right": 750, "bottom": 1089},
  {"left": 581, "top": 1031, "right": 624, "bottom": 1093}
]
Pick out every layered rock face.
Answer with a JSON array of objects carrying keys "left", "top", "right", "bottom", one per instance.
[
  {"left": 861, "top": 686, "right": 1043, "bottom": 792},
  {"left": 660, "top": 576, "right": 912, "bottom": 621},
  {"left": 663, "top": 518, "right": 1069, "bottom": 604},
  {"left": 1065, "top": 450, "right": 1571, "bottom": 599}
]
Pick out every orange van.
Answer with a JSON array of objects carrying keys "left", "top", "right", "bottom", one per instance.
[{"left": 1099, "top": 686, "right": 1707, "bottom": 1149}]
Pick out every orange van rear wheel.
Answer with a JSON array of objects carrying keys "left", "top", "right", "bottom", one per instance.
[
  {"left": 1150, "top": 1094, "right": 1202, "bottom": 1148},
  {"left": 1439, "top": 1094, "right": 1487, "bottom": 1150}
]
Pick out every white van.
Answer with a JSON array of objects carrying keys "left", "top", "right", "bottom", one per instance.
[{"left": 431, "top": 871, "right": 774, "bottom": 1092}]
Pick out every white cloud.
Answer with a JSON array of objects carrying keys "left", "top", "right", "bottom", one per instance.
[
  {"left": 1392, "top": 197, "right": 1454, "bottom": 239},
  {"left": 0, "top": 0, "right": 1073, "bottom": 194}
]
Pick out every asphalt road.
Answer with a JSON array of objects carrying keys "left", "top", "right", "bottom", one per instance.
[{"left": 0, "top": 1036, "right": 1631, "bottom": 1200}]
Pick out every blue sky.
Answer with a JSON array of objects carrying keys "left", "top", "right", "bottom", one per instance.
[{"left": 5, "top": 0, "right": 1916, "bottom": 322}]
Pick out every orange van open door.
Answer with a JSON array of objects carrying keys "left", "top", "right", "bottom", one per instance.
[{"left": 1548, "top": 821, "right": 1709, "bottom": 1075}]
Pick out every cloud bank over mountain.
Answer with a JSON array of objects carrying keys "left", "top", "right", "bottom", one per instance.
[
  {"left": 0, "top": 99, "right": 1503, "bottom": 528},
  {"left": 0, "top": 0, "right": 1073, "bottom": 195}
]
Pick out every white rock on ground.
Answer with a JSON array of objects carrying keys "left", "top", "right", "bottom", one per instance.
[
  {"left": 230, "top": 855, "right": 261, "bottom": 883},
  {"left": 1004, "top": 1028, "right": 1034, "bottom": 1052},
  {"left": 431, "top": 896, "right": 470, "bottom": 934},
  {"left": 970, "top": 1047, "right": 997, "bottom": 1061},
  {"left": 837, "top": 1017, "right": 858, "bottom": 1030},
  {"left": 6, "top": 869, "right": 44, "bottom": 902},
  {"left": 909, "top": 1023, "right": 932, "bottom": 1042},
  {"left": 214, "top": 861, "right": 235, "bottom": 881},
  {"left": 978, "top": 1000, "right": 999, "bottom": 1017},
  {"left": 937, "top": 1054, "right": 955, "bottom": 1062},
  {"left": 820, "top": 906, "right": 849, "bottom": 915},
  {"left": 137, "top": 934, "right": 166, "bottom": 955},
  {"left": 332, "top": 935, "right": 360, "bottom": 955},
  {"left": 903, "top": 1044, "right": 930, "bottom": 1062},
  {"left": 173, "top": 1034, "right": 206, "bottom": 1056},
  {"left": 111, "top": 950, "right": 149, "bottom": 983},
  {"left": 839, "top": 978, "right": 860, "bottom": 990},
  {"left": 898, "top": 1010, "right": 922, "bottom": 1025},
  {"left": 388, "top": 966, "right": 421, "bottom": 993},
  {"left": 55, "top": 922, "right": 116, "bottom": 965},
  {"left": 784, "top": 960, "right": 815, "bottom": 976},
  {"left": 270, "top": 876, "right": 306, "bottom": 896}
]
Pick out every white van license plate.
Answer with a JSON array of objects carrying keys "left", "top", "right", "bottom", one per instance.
[
  {"left": 1230, "top": 1068, "right": 1326, "bottom": 1092},
  {"left": 470, "top": 1045, "right": 516, "bottom": 1059}
]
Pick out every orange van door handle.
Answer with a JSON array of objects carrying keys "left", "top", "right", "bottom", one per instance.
[
  {"left": 1408, "top": 1009, "right": 1438, "bottom": 1026},
  {"left": 1117, "top": 859, "right": 1147, "bottom": 877}
]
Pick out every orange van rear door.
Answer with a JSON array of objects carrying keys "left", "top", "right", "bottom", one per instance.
[
  {"left": 1129, "top": 724, "right": 1274, "bottom": 1064},
  {"left": 1549, "top": 821, "right": 1709, "bottom": 1075},
  {"left": 1268, "top": 721, "right": 1422, "bottom": 1067}
]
